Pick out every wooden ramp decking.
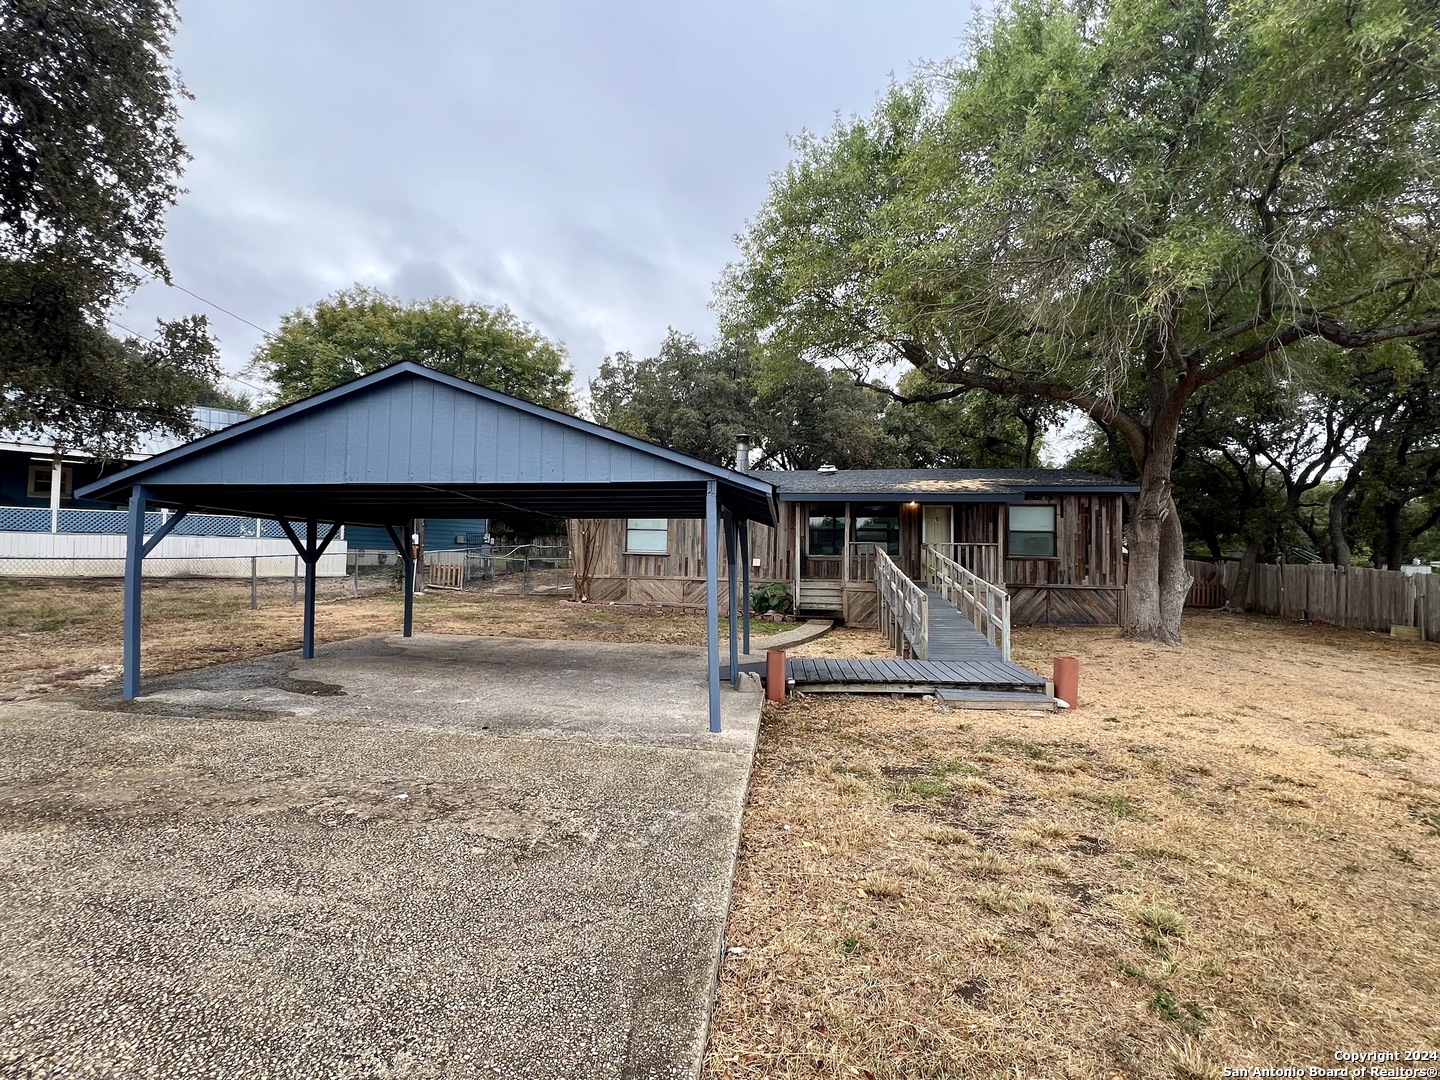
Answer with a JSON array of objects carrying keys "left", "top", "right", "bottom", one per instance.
[{"left": 723, "top": 582, "right": 1050, "bottom": 699}]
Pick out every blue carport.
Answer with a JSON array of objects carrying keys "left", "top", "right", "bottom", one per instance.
[{"left": 76, "top": 362, "right": 777, "bottom": 732}]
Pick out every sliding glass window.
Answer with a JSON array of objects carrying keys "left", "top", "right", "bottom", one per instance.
[
  {"left": 851, "top": 504, "right": 900, "bottom": 555},
  {"left": 807, "top": 509, "right": 844, "bottom": 555}
]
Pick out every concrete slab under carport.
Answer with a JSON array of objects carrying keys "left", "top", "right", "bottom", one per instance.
[{"left": 0, "top": 635, "right": 762, "bottom": 1079}]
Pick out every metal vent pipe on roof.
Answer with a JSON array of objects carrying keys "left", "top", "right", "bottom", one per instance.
[{"left": 735, "top": 433, "right": 751, "bottom": 472}]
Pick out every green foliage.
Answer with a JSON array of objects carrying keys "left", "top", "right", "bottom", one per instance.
[
  {"left": 191, "top": 383, "right": 254, "bottom": 413},
  {"left": 879, "top": 371, "right": 1054, "bottom": 468},
  {"left": 0, "top": 1, "right": 220, "bottom": 455},
  {"left": 590, "top": 331, "right": 752, "bottom": 462},
  {"left": 749, "top": 581, "right": 792, "bottom": 616},
  {"left": 589, "top": 332, "right": 1046, "bottom": 468},
  {"left": 722, "top": 0, "right": 1440, "bottom": 640},
  {"left": 249, "top": 286, "right": 575, "bottom": 410}
]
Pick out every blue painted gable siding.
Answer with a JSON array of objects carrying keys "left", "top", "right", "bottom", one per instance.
[{"left": 140, "top": 377, "right": 702, "bottom": 488}]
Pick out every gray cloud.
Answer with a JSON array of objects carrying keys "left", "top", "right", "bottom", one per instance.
[{"left": 120, "top": 0, "right": 975, "bottom": 398}]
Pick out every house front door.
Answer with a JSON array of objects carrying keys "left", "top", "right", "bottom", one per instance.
[{"left": 922, "top": 505, "right": 952, "bottom": 548}]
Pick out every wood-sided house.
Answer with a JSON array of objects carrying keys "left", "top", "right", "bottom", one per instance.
[{"left": 569, "top": 467, "right": 1139, "bottom": 627}]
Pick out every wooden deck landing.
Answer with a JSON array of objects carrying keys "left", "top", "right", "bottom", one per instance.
[
  {"left": 723, "top": 584, "right": 1048, "bottom": 696},
  {"left": 786, "top": 655, "right": 1044, "bottom": 693}
]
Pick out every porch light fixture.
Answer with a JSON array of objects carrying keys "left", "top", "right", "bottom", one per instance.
[{"left": 906, "top": 501, "right": 920, "bottom": 508}]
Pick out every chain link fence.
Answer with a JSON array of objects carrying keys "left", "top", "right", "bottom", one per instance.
[
  {"left": 1, "top": 544, "right": 573, "bottom": 600},
  {"left": 0, "top": 552, "right": 346, "bottom": 578},
  {"left": 343, "top": 543, "right": 572, "bottom": 597}
]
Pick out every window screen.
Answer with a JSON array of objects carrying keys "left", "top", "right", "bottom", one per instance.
[
  {"left": 625, "top": 518, "right": 669, "bottom": 554},
  {"left": 1008, "top": 504, "right": 1057, "bottom": 557}
]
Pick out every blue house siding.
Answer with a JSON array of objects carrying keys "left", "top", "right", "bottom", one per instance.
[
  {"left": 0, "top": 450, "right": 120, "bottom": 510},
  {"left": 346, "top": 518, "right": 488, "bottom": 551}
]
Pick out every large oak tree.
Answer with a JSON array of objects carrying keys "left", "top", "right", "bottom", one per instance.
[{"left": 722, "top": 0, "right": 1440, "bottom": 643}]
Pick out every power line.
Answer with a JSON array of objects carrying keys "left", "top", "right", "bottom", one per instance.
[
  {"left": 128, "top": 260, "right": 276, "bottom": 338},
  {"left": 107, "top": 318, "right": 271, "bottom": 395}
]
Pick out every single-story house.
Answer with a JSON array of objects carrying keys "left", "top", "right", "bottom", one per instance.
[{"left": 569, "top": 466, "right": 1138, "bottom": 627}]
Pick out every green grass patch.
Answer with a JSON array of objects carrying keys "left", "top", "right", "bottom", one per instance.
[
  {"left": 900, "top": 777, "right": 950, "bottom": 799},
  {"left": 985, "top": 736, "right": 1052, "bottom": 761},
  {"left": 1134, "top": 846, "right": 1191, "bottom": 862},
  {"left": 1074, "top": 791, "right": 1142, "bottom": 819}
]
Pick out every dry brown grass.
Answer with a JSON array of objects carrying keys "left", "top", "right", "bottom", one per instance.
[
  {"left": 704, "top": 611, "right": 1440, "bottom": 1079},
  {"left": 0, "top": 577, "right": 779, "bottom": 699}
]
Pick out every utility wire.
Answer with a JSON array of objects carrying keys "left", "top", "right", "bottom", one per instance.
[
  {"left": 128, "top": 259, "right": 276, "bottom": 339},
  {"left": 107, "top": 317, "right": 271, "bottom": 395}
]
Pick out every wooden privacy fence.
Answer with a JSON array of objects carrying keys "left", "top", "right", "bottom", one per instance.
[
  {"left": 1186, "top": 558, "right": 1440, "bottom": 642},
  {"left": 877, "top": 548, "right": 929, "bottom": 659}
]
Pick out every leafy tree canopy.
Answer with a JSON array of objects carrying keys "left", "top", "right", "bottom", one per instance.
[
  {"left": 722, "top": 0, "right": 1440, "bottom": 642},
  {"left": 588, "top": 330, "right": 1048, "bottom": 469},
  {"left": 878, "top": 370, "right": 1054, "bottom": 469},
  {"left": 249, "top": 286, "right": 575, "bottom": 411},
  {"left": 1, "top": 0, "right": 218, "bottom": 455},
  {"left": 589, "top": 331, "right": 752, "bottom": 463}
]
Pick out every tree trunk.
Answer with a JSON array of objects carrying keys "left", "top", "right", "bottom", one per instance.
[
  {"left": 1328, "top": 471, "right": 1358, "bottom": 567},
  {"left": 1226, "top": 541, "right": 1262, "bottom": 612},
  {"left": 1382, "top": 502, "right": 1406, "bottom": 569},
  {"left": 1020, "top": 413, "right": 1039, "bottom": 469},
  {"left": 1123, "top": 440, "right": 1191, "bottom": 645}
]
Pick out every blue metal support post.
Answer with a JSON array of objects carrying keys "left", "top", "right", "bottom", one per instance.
[
  {"left": 724, "top": 512, "right": 738, "bottom": 688},
  {"left": 403, "top": 518, "right": 416, "bottom": 637},
  {"left": 704, "top": 481, "right": 721, "bottom": 733},
  {"left": 302, "top": 519, "right": 318, "bottom": 659},
  {"left": 739, "top": 519, "right": 751, "bottom": 655},
  {"left": 122, "top": 485, "right": 147, "bottom": 700}
]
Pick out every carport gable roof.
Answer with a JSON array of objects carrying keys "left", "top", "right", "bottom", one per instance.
[{"left": 77, "top": 363, "right": 777, "bottom": 525}]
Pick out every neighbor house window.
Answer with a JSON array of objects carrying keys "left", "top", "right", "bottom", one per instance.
[
  {"left": 852, "top": 504, "right": 901, "bottom": 556},
  {"left": 625, "top": 518, "right": 669, "bottom": 555},
  {"left": 1008, "top": 504, "right": 1057, "bottom": 557},
  {"left": 807, "top": 510, "right": 844, "bottom": 555},
  {"left": 27, "top": 465, "right": 73, "bottom": 499}
]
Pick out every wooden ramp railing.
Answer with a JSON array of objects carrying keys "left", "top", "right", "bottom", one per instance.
[
  {"left": 877, "top": 548, "right": 929, "bottom": 659},
  {"left": 922, "top": 545, "right": 1012, "bottom": 661},
  {"left": 926, "top": 542, "right": 1003, "bottom": 586}
]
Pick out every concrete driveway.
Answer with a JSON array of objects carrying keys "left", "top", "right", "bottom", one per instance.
[{"left": 0, "top": 634, "right": 762, "bottom": 1079}]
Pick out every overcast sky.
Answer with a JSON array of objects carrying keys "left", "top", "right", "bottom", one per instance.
[{"left": 118, "top": 1, "right": 979, "bottom": 402}]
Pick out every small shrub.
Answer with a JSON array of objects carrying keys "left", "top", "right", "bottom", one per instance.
[{"left": 750, "top": 581, "right": 793, "bottom": 615}]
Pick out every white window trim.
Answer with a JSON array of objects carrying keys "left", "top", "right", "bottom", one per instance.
[
  {"left": 624, "top": 518, "right": 670, "bottom": 556},
  {"left": 28, "top": 464, "right": 73, "bottom": 500}
]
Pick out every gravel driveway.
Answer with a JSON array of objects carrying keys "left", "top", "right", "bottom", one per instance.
[{"left": 0, "top": 634, "right": 762, "bottom": 1079}]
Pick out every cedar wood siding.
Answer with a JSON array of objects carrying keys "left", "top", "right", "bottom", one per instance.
[{"left": 569, "top": 492, "right": 1127, "bottom": 624}]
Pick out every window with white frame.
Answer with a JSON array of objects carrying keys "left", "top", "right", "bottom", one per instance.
[
  {"left": 1007, "top": 504, "right": 1057, "bottom": 557},
  {"left": 625, "top": 518, "right": 669, "bottom": 555},
  {"left": 27, "top": 464, "right": 73, "bottom": 499}
]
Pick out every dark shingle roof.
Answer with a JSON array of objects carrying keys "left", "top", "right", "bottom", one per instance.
[{"left": 749, "top": 468, "right": 1138, "bottom": 500}]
